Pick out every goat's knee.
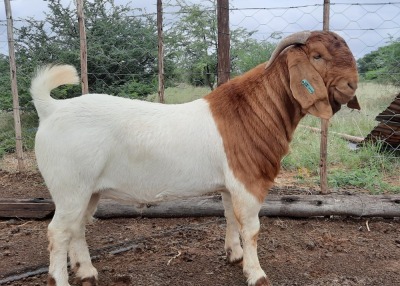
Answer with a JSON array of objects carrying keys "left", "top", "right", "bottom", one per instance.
[
  {"left": 222, "top": 192, "right": 243, "bottom": 264},
  {"left": 240, "top": 218, "right": 269, "bottom": 286}
]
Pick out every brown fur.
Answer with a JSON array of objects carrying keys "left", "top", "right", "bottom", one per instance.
[
  {"left": 47, "top": 275, "right": 56, "bottom": 286},
  {"left": 74, "top": 262, "right": 81, "bottom": 273},
  {"left": 253, "top": 276, "right": 272, "bottom": 286},
  {"left": 206, "top": 63, "right": 303, "bottom": 202},
  {"left": 81, "top": 276, "right": 97, "bottom": 286},
  {"left": 205, "top": 31, "right": 358, "bottom": 202},
  {"left": 226, "top": 247, "right": 244, "bottom": 265}
]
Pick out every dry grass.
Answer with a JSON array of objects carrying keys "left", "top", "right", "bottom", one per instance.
[{"left": 0, "top": 151, "right": 38, "bottom": 173}]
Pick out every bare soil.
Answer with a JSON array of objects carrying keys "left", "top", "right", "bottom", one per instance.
[{"left": 1, "top": 170, "right": 399, "bottom": 286}]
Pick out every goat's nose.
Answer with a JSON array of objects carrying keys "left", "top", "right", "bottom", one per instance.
[{"left": 348, "top": 81, "right": 358, "bottom": 91}]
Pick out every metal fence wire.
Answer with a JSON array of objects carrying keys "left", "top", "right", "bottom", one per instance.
[{"left": 0, "top": 0, "right": 399, "bottom": 178}]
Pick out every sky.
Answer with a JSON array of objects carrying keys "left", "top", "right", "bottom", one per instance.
[{"left": 0, "top": 0, "right": 399, "bottom": 59}]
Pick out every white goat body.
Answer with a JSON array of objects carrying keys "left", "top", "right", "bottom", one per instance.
[{"left": 34, "top": 85, "right": 225, "bottom": 204}]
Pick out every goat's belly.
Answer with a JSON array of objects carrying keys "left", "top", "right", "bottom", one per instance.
[{"left": 98, "top": 170, "right": 225, "bottom": 204}]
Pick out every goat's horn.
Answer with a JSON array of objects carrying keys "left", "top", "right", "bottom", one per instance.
[{"left": 265, "top": 31, "right": 312, "bottom": 69}]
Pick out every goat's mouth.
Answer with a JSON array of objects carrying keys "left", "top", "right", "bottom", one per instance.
[{"left": 329, "top": 87, "right": 355, "bottom": 114}]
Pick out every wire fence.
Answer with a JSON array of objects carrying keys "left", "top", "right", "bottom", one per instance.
[{"left": 0, "top": 0, "right": 399, "bottom": 189}]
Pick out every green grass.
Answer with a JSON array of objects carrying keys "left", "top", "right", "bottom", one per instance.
[
  {"left": 282, "top": 82, "right": 400, "bottom": 193},
  {"left": 147, "top": 83, "right": 210, "bottom": 103}
]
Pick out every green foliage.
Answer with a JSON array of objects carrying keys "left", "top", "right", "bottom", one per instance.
[
  {"left": 282, "top": 82, "right": 400, "bottom": 193},
  {"left": 118, "top": 77, "right": 158, "bottom": 99},
  {"left": 357, "top": 39, "right": 400, "bottom": 86},
  {"left": 166, "top": 0, "right": 259, "bottom": 89},
  {"left": 282, "top": 128, "right": 399, "bottom": 193},
  {"left": 0, "top": 0, "right": 161, "bottom": 111},
  {"left": 147, "top": 83, "right": 209, "bottom": 103},
  {"left": 166, "top": 0, "right": 218, "bottom": 89},
  {"left": 231, "top": 39, "right": 275, "bottom": 75},
  {"left": 0, "top": 112, "right": 37, "bottom": 158},
  {"left": 329, "top": 147, "right": 400, "bottom": 194}
]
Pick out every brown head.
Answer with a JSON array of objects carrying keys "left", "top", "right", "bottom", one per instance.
[{"left": 266, "top": 31, "right": 360, "bottom": 119}]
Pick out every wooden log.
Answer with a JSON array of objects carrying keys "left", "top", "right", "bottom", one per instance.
[
  {"left": 0, "top": 198, "right": 54, "bottom": 219},
  {"left": 95, "top": 195, "right": 400, "bottom": 219},
  {"left": 299, "top": 125, "right": 365, "bottom": 143},
  {"left": 1, "top": 195, "right": 400, "bottom": 219},
  {"left": 261, "top": 195, "right": 400, "bottom": 218}
]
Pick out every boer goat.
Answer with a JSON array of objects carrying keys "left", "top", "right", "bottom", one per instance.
[{"left": 30, "top": 31, "right": 360, "bottom": 286}]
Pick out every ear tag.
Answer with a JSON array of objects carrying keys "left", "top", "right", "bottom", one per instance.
[{"left": 301, "top": 79, "right": 315, "bottom": 94}]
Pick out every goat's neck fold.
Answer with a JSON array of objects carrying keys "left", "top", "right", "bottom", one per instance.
[{"left": 205, "top": 63, "right": 304, "bottom": 201}]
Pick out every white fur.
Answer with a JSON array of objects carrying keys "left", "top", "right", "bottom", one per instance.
[
  {"left": 32, "top": 65, "right": 268, "bottom": 286},
  {"left": 35, "top": 93, "right": 226, "bottom": 203}
]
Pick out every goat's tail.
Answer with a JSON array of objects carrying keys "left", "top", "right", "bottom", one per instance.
[{"left": 30, "top": 65, "right": 79, "bottom": 119}]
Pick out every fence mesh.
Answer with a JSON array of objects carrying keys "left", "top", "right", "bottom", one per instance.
[{"left": 0, "top": 1, "right": 399, "bottom": 184}]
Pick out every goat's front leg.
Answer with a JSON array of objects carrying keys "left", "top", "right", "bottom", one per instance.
[
  {"left": 229, "top": 189, "right": 271, "bottom": 286},
  {"left": 222, "top": 191, "right": 243, "bottom": 264}
]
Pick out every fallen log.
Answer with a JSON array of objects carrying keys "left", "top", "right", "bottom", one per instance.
[
  {"left": 0, "top": 198, "right": 54, "bottom": 219},
  {"left": 96, "top": 195, "right": 400, "bottom": 218},
  {"left": 2, "top": 195, "right": 399, "bottom": 219},
  {"left": 299, "top": 125, "right": 365, "bottom": 143}
]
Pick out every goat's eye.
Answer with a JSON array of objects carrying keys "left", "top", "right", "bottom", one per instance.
[{"left": 313, "top": 54, "right": 322, "bottom": 60}]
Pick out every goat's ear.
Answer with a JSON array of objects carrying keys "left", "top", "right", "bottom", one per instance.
[
  {"left": 287, "top": 49, "right": 333, "bottom": 119},
  {"left": 347, "top": 95, "right": 361, "bottom": 110}
]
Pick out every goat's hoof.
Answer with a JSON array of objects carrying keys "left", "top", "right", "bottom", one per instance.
[
  {"left": 81, "top": 276, "right": 97, "bottom": 286},
  {"left": 250, "top": 276, "right": 272, "bottom": 286},
  {"left": 226, "top": 247, "right": 243, "bottom": 265},
  {"left": 47, "top": 275, "right": 72, "bottom": 286},
  {"left": 47, "top": 276, "right": 56, "bottom": 286}
]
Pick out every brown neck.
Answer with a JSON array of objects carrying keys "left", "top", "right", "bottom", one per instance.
[{"left": 205, "top": 62, "right": 305, "bottom": 201}]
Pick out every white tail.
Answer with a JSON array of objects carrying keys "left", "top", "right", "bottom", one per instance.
[{"left": 30, "top": 65, "right": 79, "bottom": 119}]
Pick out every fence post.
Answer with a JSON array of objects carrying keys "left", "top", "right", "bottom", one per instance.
[
  {"left": 76, "top": 0, "right": 89, "bottom": 94},
  {"left": 157, "top": 0, "right": 165, "bottom": 103},
  {"left": 217, "top": 0, "right": 230, "bottom": 86},
  {"left": 4, "top": 0, "right": 25, "bottom": 172},
  {"left": 319, "top": 0, "right": 330, "bottom": 194}
]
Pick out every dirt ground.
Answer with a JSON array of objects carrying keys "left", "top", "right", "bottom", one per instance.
[{"left": 1, "top": 170, "right": 400, "bottom": 286}]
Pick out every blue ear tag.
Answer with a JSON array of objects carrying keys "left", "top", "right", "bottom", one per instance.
[{"left": 301, "top": 79, "right": 315, "bottom": 94}]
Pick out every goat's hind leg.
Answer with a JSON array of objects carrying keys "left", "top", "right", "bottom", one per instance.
[
  {"left": 222, "top": 192, "right": 243, "bottom": 264},
  {"left": 68, "top": 193, "right": 100, "bottom": 286},
  {"left": 47, "top": 191, "right": 97, "bottom": 286}
]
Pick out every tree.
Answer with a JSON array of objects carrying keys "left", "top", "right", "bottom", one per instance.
[
  {"left": 231, "top": 38, "right": 275, "bottom": 76},
  {"left": 166, "top": 0, "right": 264, "bottom": 90},
  {"left": 357, "top": 39, "right": 400, "bottom": 86},
  {"left": 166, "top": 0, "right": 218, "bottom": 89},
  {"left": 0, "top": 55, "right": 12, "bottom": 111},
  {"left": 4, "top": 0, "right": 161, "bottom": 111}
]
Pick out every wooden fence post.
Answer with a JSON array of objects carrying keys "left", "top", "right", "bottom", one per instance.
[
  {"left": 217, "top": 0, "right": 230, "bottom": 86},
  {"left": 320, "top": 0, "right": 330, "bottom": 194},
  {"left": 157, "top": 0, "right": 165, "bottom": 103},
  {"left": 4, "top": 0, "right": 25, "bottom": 172},
  {"left": 76, "top": 0, "right": 89, "bottom": 94}
]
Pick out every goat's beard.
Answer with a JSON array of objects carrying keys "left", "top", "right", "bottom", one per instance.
[{"left": 328, "top": 92, "right": 342, "bottom": 114}]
